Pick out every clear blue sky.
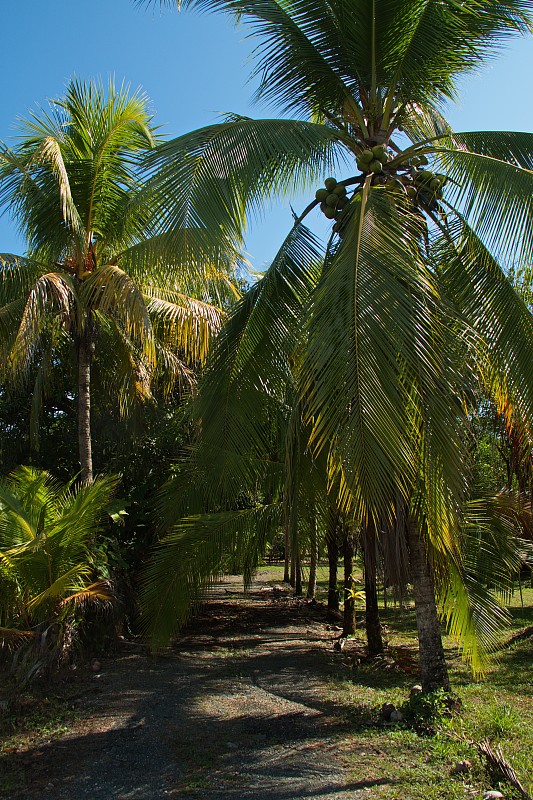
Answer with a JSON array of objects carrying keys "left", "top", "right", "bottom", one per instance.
[{"left": 1, "top": 1, "right": 533, "bottom": 270}]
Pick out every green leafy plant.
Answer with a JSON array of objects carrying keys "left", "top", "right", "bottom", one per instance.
[{"left": 0, "top": 466, "right": 117, "bottom": 682}]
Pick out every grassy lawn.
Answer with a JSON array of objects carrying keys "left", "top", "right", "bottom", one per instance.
[
  {"left": 329, "top": 586, "right": 533, "bottom": 800},
  {"left": 255, "top": 563, "right": 532, "bottom": 798}
]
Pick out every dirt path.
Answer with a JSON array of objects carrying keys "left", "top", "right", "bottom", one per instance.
[{"left": 20, "top": 574, "right": 372, "bottom": 799}]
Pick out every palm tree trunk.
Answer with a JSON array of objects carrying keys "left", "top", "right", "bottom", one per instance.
[
  {"left": 363, "top": 519, "right": 384, "bottom": 656},
  {"left": 326, "top": 509, "right": 339, "bottom": 610},
  {"left": 294, "top": 544, "right": 303, "bottom": 596},
  {"left": 77, "top": 325, "right": 94, "bottom": 484},
  {"left": 342, "top": 525, "right": 356, "bottom": 635},
  {"left": 407, "top": 519, "right": 450, "bottom": 692},
  {"left": 307, "top": 508, "right": 318, "bottom": 599},
  {"left": 283, "top": 523, "right": 291, "bottom": 583}
]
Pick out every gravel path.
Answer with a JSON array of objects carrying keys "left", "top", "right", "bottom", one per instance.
[{"left": 23, "top": 576, "right": 368, "bottom": 799}]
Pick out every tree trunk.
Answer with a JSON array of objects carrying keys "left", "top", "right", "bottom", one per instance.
[
  {"left": 294, "top": 543, "right": 303, "bottom": 596},
  {"left": 290, "top": 548, "right": 296, "bottom": 588},
  {"left": 363, "top": 520, "right": 384, "bottom": 656},
  {"left": 407, "top": 520, "right": 450, "bottom": 692},
  {"left": 283, "top": 523, "right": 290, "bottom": 583},
  {"left": 307, "top": 509, "right": 318, "bottom": 599},
  {"left": 342, "top": 525, "right": 356, "bottom": 635},
  {"left": 77, "top": 324, "right": 94, "bottom": 484},
  {"left": 326, "top": 511, "right": 339, "bottom": 610}
]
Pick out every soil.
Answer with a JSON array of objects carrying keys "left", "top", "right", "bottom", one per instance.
[{"left": 6, "top": 572, "right": 378, "bottom": 800}]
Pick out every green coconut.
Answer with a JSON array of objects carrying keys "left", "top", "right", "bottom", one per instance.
[
  {"left": 323, "top": 206, "right": 337, "bottom": 219},
  {"left": 430, "top": 178, "right": 441, "bottom": 191},
  {"left": 326, "top": 193, "right": 339, "bottom": 207},
  {"left": 315, "top": 188, "right": 329, "bottom": 201},
  {"left": 369, "top": 159, "right": 383, "bottom": 173},
  {"left": 360, "top": 149, "right": 374, "bottom": 162},
  {"left": 372, "top": 144, "right": 386, "bottom": 159},
  {"left": 336, "top": 196, "right": 349, "bottom": 209},
  {"left": 324, "top": 177, "right": 337, "bottom": 191},
  {"left": 333, "top": 184, "right": 347, "bottom": 196},
  {"left": 415, "top": 170, "right": 433, "bottom": 184}
]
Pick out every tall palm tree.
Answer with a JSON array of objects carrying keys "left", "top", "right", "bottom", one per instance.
[
  {"left": 140, "top": 0, "right": 533, "bottom": 689},
  {"left": 0, "top": 80, "right": 240, "bottom": 483}
]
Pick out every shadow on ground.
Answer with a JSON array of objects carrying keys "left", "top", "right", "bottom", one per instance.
[{"left": 9, "top": 583, "right": 408, "bottom": 800}]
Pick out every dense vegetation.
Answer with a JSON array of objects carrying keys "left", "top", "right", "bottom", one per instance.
[{"left": 0, "top": 12, "right": 532, "bottom": 795}]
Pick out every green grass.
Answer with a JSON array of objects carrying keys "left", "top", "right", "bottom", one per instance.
[
  {"left": 259, "top": 564, "right": 532, "bottom": 798},
  {"left": 328, "top": 586, "right": 533, "bottom": 800}
]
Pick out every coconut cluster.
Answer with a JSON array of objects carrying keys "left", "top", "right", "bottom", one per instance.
[
  {"left": 356, "top": 144, "right": 388, "bottom": 174},
  {"left": 409, "top": 169, "right": 446, "bottom": 204},
  {"left": 315, "top": 177, "right": 350, "bottom": 219},
  {"left": 315, "top": 147, "right": 447, "bottom": 233}
]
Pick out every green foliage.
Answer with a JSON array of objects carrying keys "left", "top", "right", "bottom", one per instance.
[
  {"left": 137, "top": 0, "right": 533, "bottom": 678},
  {"left": 0, "top": 467, "right": 117, "bottom": 682},
  {"left": 0, "top": 79, "right": 240, "bottom": 469}
]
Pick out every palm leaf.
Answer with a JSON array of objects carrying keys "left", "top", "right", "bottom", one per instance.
[{"left": 141, "top": 503, "right": 282, "bottom": 650}]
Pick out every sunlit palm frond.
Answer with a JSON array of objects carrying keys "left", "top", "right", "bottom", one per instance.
[
  {"left": 143, "top": 117, "right": 344, "bottom": 239},
  {"left": 82, "top": 264, "right": 155, "bottom": 365},
  {"left": 434, "top": 143, "right": 533, "bottom": 262},
  {"left": 435, "top": 214, "right": 533, "bottom": 429},
  {"left": 144, "top": 288, "right": 225, "bottom": 365},
  {"left": 9, "top": 272, "right": 76, "bottom": 383},
  {"left": 118, "top": 229, "right": 244, "bottom": 305},
  {"left": 301, "top": 185, "right": 465, "bottom": 526}
]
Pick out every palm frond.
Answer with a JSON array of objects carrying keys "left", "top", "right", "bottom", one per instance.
[
  {"left": 301, "top": 185, "right": 465, "bottom": 525},
  {"left": 143, "top": 117, "right": 344, "bottom": 241},
  {"left": 434, "top": 143, "right": 533, "bottom": 262},
  {"left": 141, "top": 503, "right": 282, "bottom": 650},
  {"left": 82, "top": 264, "right": 155, "bottom": 364},
  {"left": 192, "top": 220, "right": 323, "bottom": 507}
]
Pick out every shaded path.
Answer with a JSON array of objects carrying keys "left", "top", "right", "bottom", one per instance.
[{"left": 23, "top": 576, "right": 379, "bottom": 799}]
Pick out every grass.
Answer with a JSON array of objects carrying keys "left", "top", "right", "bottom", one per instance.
[{"left": 326, "top": 585, "right": 533, "bottom": 800}]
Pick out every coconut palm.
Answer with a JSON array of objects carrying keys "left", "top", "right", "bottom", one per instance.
[
  {"left": 0, "top": 466, "right": 117, "bottom": 681},
  {"left": 0, "top": 80, "right": 240, "bottom": 483},
  {"left": 140, "top": 0, "right": 533, "bottom": 689}
]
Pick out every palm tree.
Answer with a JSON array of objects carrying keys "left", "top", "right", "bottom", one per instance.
[
  {"left": 140, "top": 0, "right": 533, "bottom": 689},
  {"left": 0, "top": 80, "right": 240, "bottom": 483},
  {"left": 0, "top": 466, "right": 117, "bottom": 681}
]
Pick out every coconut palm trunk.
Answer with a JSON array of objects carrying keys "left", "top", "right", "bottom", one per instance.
[
  {"left": 363, "top": 519, "right": 384, "bottom": 656},
  {"left": 307, "top": 507, "right": 318, "bottom": 599},
  {"left": 77, "top": 322, "right": 94, "bottom": 484},
  {"left": 283, "top": 523, "right": 291, "bottom": 583},
  {"left": 326, "top": 507, "right": 340, "bottom": 611},
  {"left": 407, "top": 519, "right": 450, "bottom": 692},
  {"left": 342, "top": 524, "right": 356, "bottom": 635}
]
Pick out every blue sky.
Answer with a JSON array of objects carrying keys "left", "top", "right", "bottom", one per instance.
[{"left": 1, "top": 1, "right": 533, "bottom": 269}]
